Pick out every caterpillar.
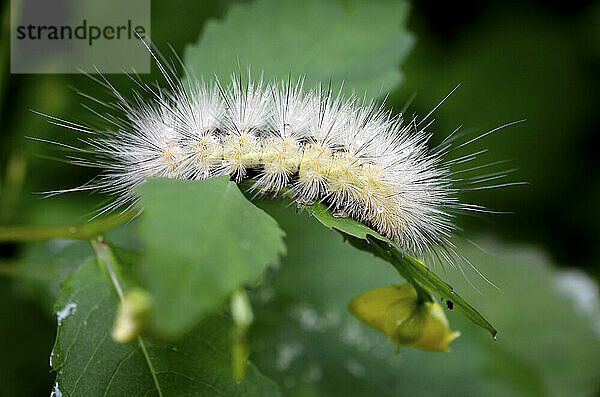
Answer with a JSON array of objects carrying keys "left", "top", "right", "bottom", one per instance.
[{"left": 44, "top": 63, "right": 520, "bottom": 273}]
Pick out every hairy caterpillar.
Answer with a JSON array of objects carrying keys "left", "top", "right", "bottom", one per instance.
[{"left": 43, "top": 62, "right": 521, "bottom": 274}]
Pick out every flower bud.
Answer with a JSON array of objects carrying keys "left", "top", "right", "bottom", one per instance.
[
  {"left": 230, "top": 288, "right": 254, "bottom": 331},
  {"left": 230, "top": 288, "right": 253, "bottom": 383},
  {"left": 348, "top": 283, "right": 460, "bottom": 352},
  {"left": 112, "top": 289, "right": 152, "bottom": 343}
]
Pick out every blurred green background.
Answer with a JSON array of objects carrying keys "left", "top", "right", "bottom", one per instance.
[{"left": 1, "top": 0, "right": 599, "bottom": 396}]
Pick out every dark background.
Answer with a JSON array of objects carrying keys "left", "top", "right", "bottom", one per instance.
[{"left": 401, "top": 0, "right": 600, "bottom": 273}]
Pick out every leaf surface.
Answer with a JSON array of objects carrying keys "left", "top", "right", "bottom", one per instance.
[
  {"left": 184, "top": 0, "right": 414, "bottom": 97},
  {"left": 136, "top": 177, "right": 285, "bottom": 337}
]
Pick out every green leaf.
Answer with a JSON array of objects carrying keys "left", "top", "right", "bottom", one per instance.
[
  {"left": 51, "top": 253, "right": 281, "bottom": 396},
  {"left": 250, "top": 201, "right": 600, "bottom": 396},
  {"left": 303, "top": 201, "right": 497, "bottom": 337},
  {"left": 135, "top": 177, "right": 285, "bottom": 338},
  {"left": 301, "top": 200, "right": 394, "bottom": 245},
  {"left": 184, "top": 0, "right": 414, "bottom": 97}
]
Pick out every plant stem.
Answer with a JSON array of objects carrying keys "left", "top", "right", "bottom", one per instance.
[
  {"left": 0, "top": 211, "right": 136, "bottom": 242},
  {"left": 369, "top": 239, "right": 433, "bottom": 303}
]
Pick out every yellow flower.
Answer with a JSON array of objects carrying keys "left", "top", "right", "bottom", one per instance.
[{"left": 348, "top": 284, "right": 460, "bottom": 352}]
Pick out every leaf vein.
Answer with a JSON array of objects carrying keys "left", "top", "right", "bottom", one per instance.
[
  {"left": 72, "top": 332, "right": 109, "bottom": 394},
  {"left": 154, "top": 371, "right": 226, "bottom": 395},
  {"left": 102, "top": 348, "right": 137, "bottom": 397}
]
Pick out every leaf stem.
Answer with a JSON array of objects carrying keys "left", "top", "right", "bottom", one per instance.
[
  {"left": 90, "top": 236, "right": 164, "bottom": 397},
  {"left": 367, "top": 239, "right": 433, "bottom": 304},
  {"left": 91, "top": 237, "right": 124, "bottom": 300}
]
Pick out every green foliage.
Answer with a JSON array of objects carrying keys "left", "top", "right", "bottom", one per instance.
[
  {"left": 250, "top": 201, "right": 600, "bottom": 397},
  {"left": 184, "top": 0, "right": 414, "bottom": 97},
  {"left": 52, "top": 254, "right": 281, "bottom": 396},
  {"left": 2, "top": 1, "right": 599, "bottom": 396},
  {"left": 135, "top": 177, "right": 285, "bottom": 337}
]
